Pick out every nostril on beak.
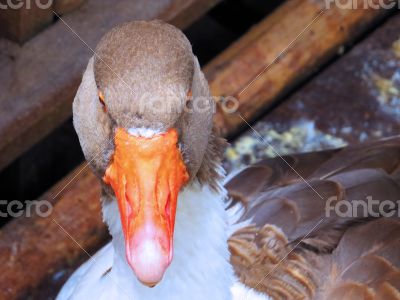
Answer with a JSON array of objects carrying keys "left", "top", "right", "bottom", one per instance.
[
  {"left": 125, "top": 190, "right": 133, "bottom": 218},
  {"left": 165, "top": 193, "right": 171, "bottom": 220},
  {"left": 145, "top": 282, "right": 157, "bottom": 288}
]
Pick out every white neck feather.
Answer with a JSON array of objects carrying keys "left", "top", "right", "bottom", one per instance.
[{"left": 102, "top": 182, "right": 235, "bottom": 300}]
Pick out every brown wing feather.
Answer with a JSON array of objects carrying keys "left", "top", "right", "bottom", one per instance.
[
  {"left": 229, "top": 224, "right": 319, "bottom": 299},
  {"left": 225, "top": 150, "right": 339, "bottom": 207},
  {"left": 320, "top": 217, "right": 400, "bottom": 300},
  {"left": 227, "top": 136, "right": 400, "bottom": 300}
]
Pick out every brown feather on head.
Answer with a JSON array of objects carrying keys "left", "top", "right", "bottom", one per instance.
[
  {"left": 73, "top": 20, "right": 225, "bottom": 185},
  {"left": 93, "top": 20, "right": 194, "bottom": 130}
]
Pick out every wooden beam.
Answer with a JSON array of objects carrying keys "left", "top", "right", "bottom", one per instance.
[
  {"left": 0, "top": 0, "right": 221, "bottom": 172},
  {"left": 0, "top": 0, "right": 54, "bottom": 43},
  {"left": 159, "top": 0, "right": 220, "bottom": 29},
  {"left": 205, "top": 0, "right": 392, "bottom": 137},
  {"left": 0, "top": 168, "right": 106, "bottom": 299}
]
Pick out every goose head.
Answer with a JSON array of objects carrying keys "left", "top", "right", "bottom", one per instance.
[{"left": 73, "top": 21, "right": 224, "bottom": 287}]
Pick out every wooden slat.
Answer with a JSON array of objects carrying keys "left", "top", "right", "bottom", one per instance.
[
  {"left": 0, "top": 168, "right": 105, "bottom": 299},
  {"left": 0, "top": 0, "right": 54, "bottom": 43},
  {"left": 0, "top": 0, "right": 221, "bottom": 172},
  {"left": 159, "top": 0, "right": 220, "bottom": 29},
  {"left": 250, "top": 13, "right": 400, "bottom": 145},
  {"left": 206, "top": 0, "right": 392, "bottom": 137}
]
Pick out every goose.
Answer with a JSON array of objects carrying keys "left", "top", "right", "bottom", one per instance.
[{"left": 57, "top": 20, "right": 400, "bottom": 300}]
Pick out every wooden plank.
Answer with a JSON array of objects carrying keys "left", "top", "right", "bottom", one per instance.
[
  {"left": 0, "top": 0, "right": 54, "bottom": 43},
  {"left": 0, "top": 0, "right": 221, "bottom": 172},
  {"left": 205, "top": 0, "right": 392, "bottom": 137},
  {"left": 225, "top": 13, "right": 400, "bottom": 172},
  {"left": 0, "top": 168, "right": 106, "bottom": 299},
  {"left": 159, "top": 0, "right": 220, "bottom": 29}
]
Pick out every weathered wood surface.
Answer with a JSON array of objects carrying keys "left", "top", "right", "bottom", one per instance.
[
  {"left": 206, "top": 0, "right": 392, "bottom": 137},
  {"left": 0, "top": 0, "right": 53, "bottom": 43},
  {"left": 0, "top": 167, "right": 105, "bottom": 300},
  {"left": 159, "top": 0, "right": 220, "bottom": 29},
  {"left": 0, "top": 0, "right": 221, "bottom": 172}
]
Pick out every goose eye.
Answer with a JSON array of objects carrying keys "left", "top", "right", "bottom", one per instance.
[
  {"left": 187, "top": 89, "right": 192, "bottom": 101},
  {"left": 98, "top": 91, "right": 107, "bottom": 112}
]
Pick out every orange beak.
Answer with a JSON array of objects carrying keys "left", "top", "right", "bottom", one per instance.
[{"left": 103, "top": 128, "right": 189, "bottom": 286}]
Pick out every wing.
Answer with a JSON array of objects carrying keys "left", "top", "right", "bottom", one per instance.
[
  {"left": 319, "top": 217, "right": 400, "bottom": 300},
  {"left": 227, "top": 136, "right": 400, "bottom": 300}
]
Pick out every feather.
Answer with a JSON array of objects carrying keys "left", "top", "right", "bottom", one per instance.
[{"left": 228, "top": 136, "right": 400, "bottom": 300}]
